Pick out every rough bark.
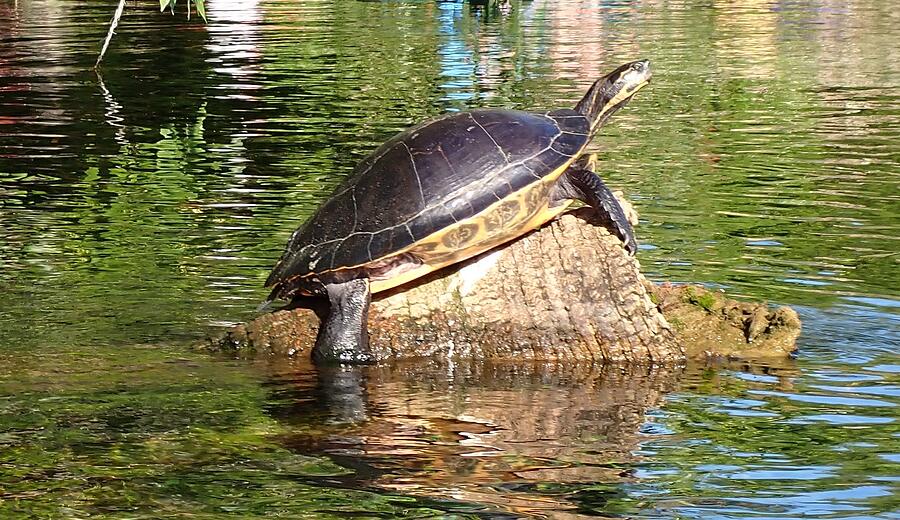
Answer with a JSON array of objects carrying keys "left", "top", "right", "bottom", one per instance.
[{"left": 210, "top": 204, "right": 801, "bottom": 363}]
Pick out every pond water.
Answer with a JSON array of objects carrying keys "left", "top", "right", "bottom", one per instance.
[{"left": 1, "top": 0, "right": 897, "bottom": 518}]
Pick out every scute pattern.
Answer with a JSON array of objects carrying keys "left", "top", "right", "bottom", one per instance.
[{"left": 266, "top": 108, "right": 590, "bottom": 297}]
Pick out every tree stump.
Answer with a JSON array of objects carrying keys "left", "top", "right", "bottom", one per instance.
[{"left": 211, "top": 205, "right": 801, "bottom": 363}]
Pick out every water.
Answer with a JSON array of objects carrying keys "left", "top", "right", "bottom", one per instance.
[{"left": 1, "top": 0, "right": 898, "bottom": 517}]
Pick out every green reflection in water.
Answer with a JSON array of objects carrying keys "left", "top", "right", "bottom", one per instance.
[{"left": 0, "top": 346, "right": 480, "bottom": 518}]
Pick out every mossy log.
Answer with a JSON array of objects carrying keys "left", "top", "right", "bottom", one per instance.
[{"left": 211, "top": 203, "right": 800, "bottom": 363}]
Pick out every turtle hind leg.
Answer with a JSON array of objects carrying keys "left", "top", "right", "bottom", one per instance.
[
  {"left": 314, "top": 278, "right": 375, "bottom": 364},
  {"left": 553, "top": 167, "right": 638, "bottom": 255}
]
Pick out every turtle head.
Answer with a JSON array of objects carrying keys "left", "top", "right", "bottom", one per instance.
[{"left": 575, "top": 60, "right": 652, "bottom": 132}]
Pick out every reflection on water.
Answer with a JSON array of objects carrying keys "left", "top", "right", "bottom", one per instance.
[
  {"left": 0, "top": 343, "right": 895, "bottom": 518},
  {"left": 265, "top": 360, "right": 679, "bottom": 517},
  {"left": 255, "top": 356, "right": 898, "bottom": 519},
  {"left": 0, "top": 0, "right": 898, "bottom": 518}
]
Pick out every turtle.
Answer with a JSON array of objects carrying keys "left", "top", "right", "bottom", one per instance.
[{"left": 264, "top": 59, "right": 652, "bottom": 364}]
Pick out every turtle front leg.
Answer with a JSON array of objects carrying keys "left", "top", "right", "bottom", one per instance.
[
  {"left": 554, "top": 167, "right": 637, "bottom": 255},
  {"left": 314, "top": 278, "right": 375, "bottom": 364}
]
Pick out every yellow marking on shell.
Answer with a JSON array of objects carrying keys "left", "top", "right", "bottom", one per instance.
[
  {"left": 415, "top": 184, "right": 540, "bottom": 261},
  {"left": 367, "top": 162, "right": 575, "bottom": 294},
  {"left": 369, "top": 197, "right": 572, "bottom": 293},
  {"left": 440, "top": 222, "right": 481, "bottom": 249},
  {"left": 483, "top": 199, "right": 521, "bottom": 231}
]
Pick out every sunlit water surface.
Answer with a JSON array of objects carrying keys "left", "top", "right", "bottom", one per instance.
[{"left": 0, "top": 0, "right": 897, "bottom": 518}]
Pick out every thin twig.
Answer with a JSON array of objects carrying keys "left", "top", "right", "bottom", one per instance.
[{"left": 95, "top": 0, "right": 127, "bottom": 69}]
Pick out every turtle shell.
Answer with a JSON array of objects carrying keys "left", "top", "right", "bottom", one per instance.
[{"left": 266, "top": 108, "right": 590, "bottom": 297}]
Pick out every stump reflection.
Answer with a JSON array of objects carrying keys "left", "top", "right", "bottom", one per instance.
[{"left": 260, "top": 359, "right": 679, "bottom": 517}]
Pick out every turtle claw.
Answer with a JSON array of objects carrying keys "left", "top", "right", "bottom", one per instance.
[{"left": 558, "top": 167, "right": 637, "bottom": 255}]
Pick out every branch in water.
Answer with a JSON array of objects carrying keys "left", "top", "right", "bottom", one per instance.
[
  {"left": 95, "top": 0, "right": 127, "bottom": 69},
  {"left": 94, "top": 0, "right": 207, "bottom": 69}
]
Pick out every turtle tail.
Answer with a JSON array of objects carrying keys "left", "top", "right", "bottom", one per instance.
[
  {"left": 255, "top": 285, "right": 282, "bottom": 313},
  {"left": 255, "top": 297, "right": 275, "bottom": 313}
]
